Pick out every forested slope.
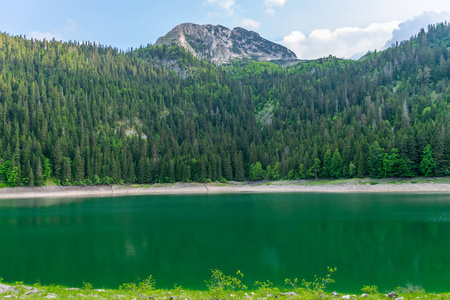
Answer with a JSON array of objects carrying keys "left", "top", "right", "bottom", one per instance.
[{"left": 0, "top": 23, "right": 450, "bottom": 186}]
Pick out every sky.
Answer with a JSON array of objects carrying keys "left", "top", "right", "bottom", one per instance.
[{"left": 0, "top": 0, "right": 449, "bottom": 60}]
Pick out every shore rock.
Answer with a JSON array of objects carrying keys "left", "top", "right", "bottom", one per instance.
[
  {"left": 387, "top": 291, "right": 398, "bottom": 298},
  {"left": 280, "top": 292, "right": 298, "bottom": 296},
  {"left": 0, "top": 284, "right": 17, "bottom": 294}
]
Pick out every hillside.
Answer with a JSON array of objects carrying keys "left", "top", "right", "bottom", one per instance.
[{"left": 0, "top": 23, "right": 450, "bottom": 187}]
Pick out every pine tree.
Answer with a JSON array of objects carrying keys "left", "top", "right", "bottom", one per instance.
[
  {"left": 368, "top": 141, "right": 384, "bottom": 178},
  {"left": 321, "top": 149, "right": 332, "bottom": 178},
  {"left": 234, "top": 152, "right": 245, "bottom": 181},
  {"left": 223, "top": 154, "right": 233, "bottom": 180},
  {"left": 330, "top": 149, "right": 343, "bottom": 179},
  {"left": 36, "top": 158, "right": 44, "bottom": 186},
  {"left": 74, "top": 148, "right": 85, "bottom": 182},
  {"left": 61, "top": 157, "right": 72, "bottom": 184}
]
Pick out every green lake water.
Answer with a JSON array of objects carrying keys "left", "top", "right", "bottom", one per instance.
[{"left": 0, "top": 192, "right": 450, "bottom": 293}]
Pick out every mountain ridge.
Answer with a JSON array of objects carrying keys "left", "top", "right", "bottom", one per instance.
[{"left": 155, "top": 23, "right": 297, "bottom": 63}]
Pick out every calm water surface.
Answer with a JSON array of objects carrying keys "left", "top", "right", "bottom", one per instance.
[{"left": 0, "top": 193, "right": 450, "bottom": 292}]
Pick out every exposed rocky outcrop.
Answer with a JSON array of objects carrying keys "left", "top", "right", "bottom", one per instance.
[{"left": 155, "top": 23, "right": 297, "bottom": 63}]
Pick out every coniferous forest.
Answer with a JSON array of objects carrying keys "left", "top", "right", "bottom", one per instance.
[{"left": 1, "top": 23, "right": 450, "bottom": 186}]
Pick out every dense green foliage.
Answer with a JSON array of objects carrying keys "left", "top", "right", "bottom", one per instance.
[{"left": 1, "top": 23, "right": 450, "bottom": 186}]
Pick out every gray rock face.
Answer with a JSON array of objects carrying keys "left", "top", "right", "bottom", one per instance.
[{"left": 155, "top": 23, "right": 297, "bottom": 63}]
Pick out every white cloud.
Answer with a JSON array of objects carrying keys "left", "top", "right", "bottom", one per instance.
[
  {"left": 283, "top": 31, "right": 305, "bottom": 43},
  {"left": 206, "top": 0, "right": 235, "bottom": 15},
  {"left": 281, "top": 20, "right": 401, "bottom": 60},
  {"left": 237, "top": 18, "right": 261, "bottom": 30},
  {"left": 63, "top": 19, "right": 77, "bottom": 35},
  {"left": 29, "top": 31, "right": 62, "bottom": 41},
  {"left": 265, "top": 0, "right": 286, "bottom": 6},
  {"left": 264, "top": 0, "right": 286, "bottom": 15},
  {"left": 266, "top": 8, "right": 275, "bottom": 15},
  {"left": 28, "top": 19, "right": 77, "bottom": 42},
  {"left": 384, "top": 11, "right": 450, "bottom": 48}
]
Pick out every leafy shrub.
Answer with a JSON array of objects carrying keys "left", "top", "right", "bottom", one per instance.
[
  {"left": 120, "top": 276, "right": 156, "bottom": 296},
  {"left": 361, "top": 285, "right": 378, "bottom": 294},
  {"left": 285, "top": 267, "right": 337, "bottom": 298},
  {"left": 205, "top": 269, "right": 247, "bottom": 298}
]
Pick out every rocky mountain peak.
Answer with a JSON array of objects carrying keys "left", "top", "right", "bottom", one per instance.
[{"left": 155, "top": 23, "right": 297, "bottom": 63}]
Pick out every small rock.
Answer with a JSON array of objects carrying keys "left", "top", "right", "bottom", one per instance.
[
  {"left": 46, "top": 293, "right": 57, "bottom": 299},
  {"left": 341, "top": 296, "right": 351, "bottom": 300},
  {"left": 95, "top": 289, "right": 105, "bottom": 293},
  {"left": 280, "top": 292, "right": 298, "bottom": 296},
  {"left": 66, "top": 288, "right": 80, "bottom": 291},
  {"left": 230, "top": 294, "right": 235, "bottom": 298},
  {"left": 76, "top": 294, "right": 85, "bottom": 297},
  {"left": 0, "top": 284, "right": 17, "bottom": 294},
  {"left": 395, "top": 298, "right": 404, "bottom": 300},
  {"left": 251, "top": 292, "right": 255, "bottom": 295},
  {"left": 169, "top": 296, "right": 178, "bottom": 300},
  {"left": 332, "top": 291, "right": 339, "bottom": 297},
  {"left": 266, "top": 294, "right": 273, "bottom": 298},
  {"left": 387, "top": 292, "right": 398, "bottom": 298},
  {"left": 360, "top": 294, "right": 369, "bottom": 298}
]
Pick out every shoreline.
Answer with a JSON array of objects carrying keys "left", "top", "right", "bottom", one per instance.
[{"left": 1, "top": 179, "right": 450, "bottom": 199}]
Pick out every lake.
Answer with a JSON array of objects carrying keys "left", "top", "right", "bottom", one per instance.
[{"left": 0, "top": 192, "right": 449, "bottom": 293}]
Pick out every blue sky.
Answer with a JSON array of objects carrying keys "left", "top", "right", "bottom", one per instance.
[{"left": 1, "top": 0, "right": 449, "bottom": 59}]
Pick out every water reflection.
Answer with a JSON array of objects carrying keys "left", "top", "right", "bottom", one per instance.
[
  {"left": 0, "top": 197, "right": 89, "bottom": 208},
  {"left": 0, "top": 193, "right": 449, "bottom": 292}
]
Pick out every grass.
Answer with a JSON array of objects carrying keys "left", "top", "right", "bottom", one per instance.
[{"left": 1, "top": 270, "right": 449, "bottom": 300}]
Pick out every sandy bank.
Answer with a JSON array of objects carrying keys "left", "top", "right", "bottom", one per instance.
[{"left": 0, "top": 180, "right": 449, "bottom": 199}]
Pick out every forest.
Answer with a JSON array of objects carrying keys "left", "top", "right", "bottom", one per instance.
[{"left": 0, "top": 23, "right": 450, "bottom": 186}]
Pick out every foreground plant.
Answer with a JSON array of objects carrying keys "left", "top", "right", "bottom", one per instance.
[
  {"left": 361, "top": 284, "right": 379, "bottom": 295},
  {"left": 119, "top": 275, "right": 156, "bottom": 298},
  {"left": 254, "top": 280, "right": 280, "bottom": 296},
  {"left": 205, "top": 269, "right": 247, "bottom": 299},
  {"left": 285, "top": 267, "right": 337, "bottom": 298}
]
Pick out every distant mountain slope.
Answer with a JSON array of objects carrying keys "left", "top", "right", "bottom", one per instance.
[{"left": 155, "top": 23, "right": 297, "bottom": 63}]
